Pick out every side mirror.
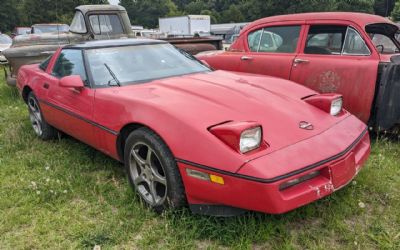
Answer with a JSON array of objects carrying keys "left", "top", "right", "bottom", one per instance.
[{"left": 59, "top": 75, "right": 84, "bottom": 90}]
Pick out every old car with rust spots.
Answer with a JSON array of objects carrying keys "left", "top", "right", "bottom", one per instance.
[
  {"left": 0, "top": 33, "right": 12, "bottom": 64},
  {"left": 197, "top": 12, "right": 400, "bottom": 131},
  {"left": 3, "top": 5, "right": 222, "bottom": 87},
  {"left": 16, "top": 39, "right": 370, "bottom": 216}
]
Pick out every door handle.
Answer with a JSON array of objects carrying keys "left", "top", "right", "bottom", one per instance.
[
  {"left": 294, "top": 58, "right": 309, "bottom": 64},
  {"left": 43, "top": 83, "right": 49, "bottom": 89},
  {"left": 241, "top": 56, "right": 253, "bottom": 61}
]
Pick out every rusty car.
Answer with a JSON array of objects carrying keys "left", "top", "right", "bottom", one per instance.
[
  {"left": 3, "top": 5, "right": 222, "bottom": 86},
  {"left": 197, "top": 12, "right": 400, "bottom": 130},
  {"left": 0, "top": 33, "right": 12, "bottom": 64}
]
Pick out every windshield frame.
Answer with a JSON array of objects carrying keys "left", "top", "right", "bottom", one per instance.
[{"left": 83, "top": 43, "right": 212, "bottom": 88}]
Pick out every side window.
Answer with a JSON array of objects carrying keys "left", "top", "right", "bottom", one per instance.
[
  {"left": 306, "top": 25, "right": 347, "bottom": 55},
  {"left": 89, "top": 15, "right": 124, "bottom": 35},
  {"left": 52, "top": 49, "right": 87, "bottom": 84},
  {"left": 342, "top": 28, "right": 370, "bottom": 55},
  {"left": 248, "top": 29, "right": 263, "bottom": 52},
  {"left": 70, "top": 11, "right": 87, "bottom": 33},
  {"left": 39, "top": 55, "right": 52, "bottom": 71},
  {"left": 305, "top": 25, "right": 370, "bottom": 56},
  {"left": 371, "top": 34, "right": 398, "bottom": 54},
  {"left": 247, "top": 26, "right": 301, "bottom": 53}
]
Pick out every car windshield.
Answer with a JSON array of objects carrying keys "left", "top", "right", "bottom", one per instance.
[
  {"left": 17, "top": 28, "right": 30, "bottom": 35},
  {"left": 86, "top": 43, "right": 211, "bottom": 86},
  {"left": 33, "top": 25, "right": 69, "bottom": 34},
  {"left": 0, "top": 34, "right": 12, "bottom": 44}
]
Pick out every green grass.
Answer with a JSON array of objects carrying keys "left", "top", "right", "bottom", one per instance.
[{"left": 0, "top": 66, "right": 399, "bottom": 250}]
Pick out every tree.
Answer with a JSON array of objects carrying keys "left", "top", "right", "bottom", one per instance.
[
  {"left": 391, "top": 0, "right": 400, "bottom": 20},
  {"left": 184, "top": 0, "right": 208, "bottom": 14},
  {"left": 120, "top": 0, "right": 181, "bottom": 28},
  {"left": 0, "top": 0, "right": 19, "bottom": 32},
  {"left": 375, "top": 0, "right": 396, "bottom": 16},
  {"left": 220, "top": 5, "right": 244, "bottom": 23},
  {"left": 17, "top": 0, "right": 107, "bottom": 28},
  {"left": 335, "top": 0, "right": 374, "bottom": 13}
]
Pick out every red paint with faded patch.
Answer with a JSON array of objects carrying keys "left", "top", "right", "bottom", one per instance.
[{"left": 197, "top": 12, "right": 398, "bottom": 124}]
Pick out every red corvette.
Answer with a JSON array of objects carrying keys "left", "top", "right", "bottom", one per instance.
[{"left": 17, "top": 39, "right": 370, "bottom": 216}]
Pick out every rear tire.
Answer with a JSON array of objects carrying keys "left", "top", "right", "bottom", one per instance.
[
  {"left": 27, "top": 92, "right": 58, "bottom": 140},
  {"left": 124, "top": 127, "right": 186, "bottom": 213}
]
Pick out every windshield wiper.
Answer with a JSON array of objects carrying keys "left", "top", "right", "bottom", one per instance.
[{"left": 104, "top": 63, "right": 121, "bottom": 86}]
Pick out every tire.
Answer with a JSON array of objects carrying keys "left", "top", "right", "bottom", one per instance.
[
  {"left": 27, "top": 92, "right": 58, "bottom": 140},
  {"left": 124, "top": 127, "right": 186, "bottom": 213}
]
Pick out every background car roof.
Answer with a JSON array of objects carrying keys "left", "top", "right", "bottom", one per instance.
[
  {"left": 242, "top": 12, "right": 395, "bottom": 33},
  {"left": 76, "top": 5, "right": 126, "bottom": 15},
  {"left": 65, "top": 38, "right": 167, "bottom": 49}
]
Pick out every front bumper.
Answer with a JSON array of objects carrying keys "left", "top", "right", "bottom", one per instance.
[
  {"left": 0, "top": 54, "right": 7, "bottom": 64},
  {"left": 178, "top": 118, "right": 370, "bottom": 215}
]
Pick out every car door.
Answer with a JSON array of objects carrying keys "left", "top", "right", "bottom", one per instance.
[
  {"left": 237, "top": 22, "right": 305, "bottom": 79},
  {"left": 289, "top": 22, "right": 380, "bottom": 123},
  {"left": 45, "top": 48, "right": 97, "bottom": 147}
]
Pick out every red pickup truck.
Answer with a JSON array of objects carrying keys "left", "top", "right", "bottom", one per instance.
[{"left": 197, "top": 12, "right": 400, "bottom": 130}]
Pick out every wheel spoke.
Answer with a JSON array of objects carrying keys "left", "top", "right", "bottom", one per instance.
[
  {"left": 133, "top": 174, "right": 145, "bottom": 186},
  {"left": 149, "top": 181, "right": 159, "bottom": 205},
  {"left": 28, "top": 99, "right": 41, "bottom": 122},
  {"left": 131, "top": 149, "right": 146, "bottom": 166},
  {"left": 146, "top": 147, "right": 153, "bottom": 164},
  {"left": 151, "top": 168, "right": 166, "bottom": 186}
]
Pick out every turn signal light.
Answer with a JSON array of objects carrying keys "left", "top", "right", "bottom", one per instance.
[{"left": 186, "top": 168, "right": 225, "bottom": 185}]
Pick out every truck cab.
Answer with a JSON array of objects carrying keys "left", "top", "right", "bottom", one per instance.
[{"left": 3, "top": 5, "right": 134, "bottom": 86}]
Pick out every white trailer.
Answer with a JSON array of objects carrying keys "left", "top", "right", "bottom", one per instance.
[{"left": 159, "top": 15, "right": 211, "bottom": 36}]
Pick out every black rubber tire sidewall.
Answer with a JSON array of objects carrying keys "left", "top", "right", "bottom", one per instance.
[{"left": 124, "top": 127, "right": 186, "bottom": 213}]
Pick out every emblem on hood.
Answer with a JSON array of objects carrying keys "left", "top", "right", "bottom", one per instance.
[{"left": 299, "top": 121, "right": 314, "bottom": 130}]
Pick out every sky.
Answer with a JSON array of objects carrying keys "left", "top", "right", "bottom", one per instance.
[{"left": 108, "top": 0, "right": 119, "bottom": 5}]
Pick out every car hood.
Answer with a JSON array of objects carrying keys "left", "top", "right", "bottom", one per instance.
[
  {"left": 117, "top": 70, "right": 351, "bottom": 155},
  {"left": 0, "top": 44, "right": 11, "bottom": 52},
  {"left": 11, "top": 32, "right": 82, "bottom": 47}
]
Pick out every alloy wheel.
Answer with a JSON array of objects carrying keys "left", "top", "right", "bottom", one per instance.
[
  {"left": 129, "top": 142, "right": 168, "bottom": 207},
  {"left": 28, "top": 96, "right": 43, "bottom": 136}
]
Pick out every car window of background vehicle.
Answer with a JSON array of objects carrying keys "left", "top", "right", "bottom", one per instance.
[
  {"left": 305, "top": 25, "right": 370, "bottom": 56},
  {"left": 342, "top": 28, "right": 370, "bottom": 55},
  {"left": 370, "top": 33, "right": 399, "bottom": 54},
  {"left": 306, "top": 25, "right": 346, "bottom": 54},
  {"left": 247, "top": 26, "right": 301, "bottom": 53},
  {"left": 70, "top": 11, "right": 87, "bottom": 33},
  {"left": 52, "top": 49, "right": 88, "bottom": 84},
  {"left": 89, "top": 15, "right": 124, "bottom": 35}
]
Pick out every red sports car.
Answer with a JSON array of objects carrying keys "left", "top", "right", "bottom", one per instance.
[{"left": 17, "top": 39, "right": 370, "bottom": 216}]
